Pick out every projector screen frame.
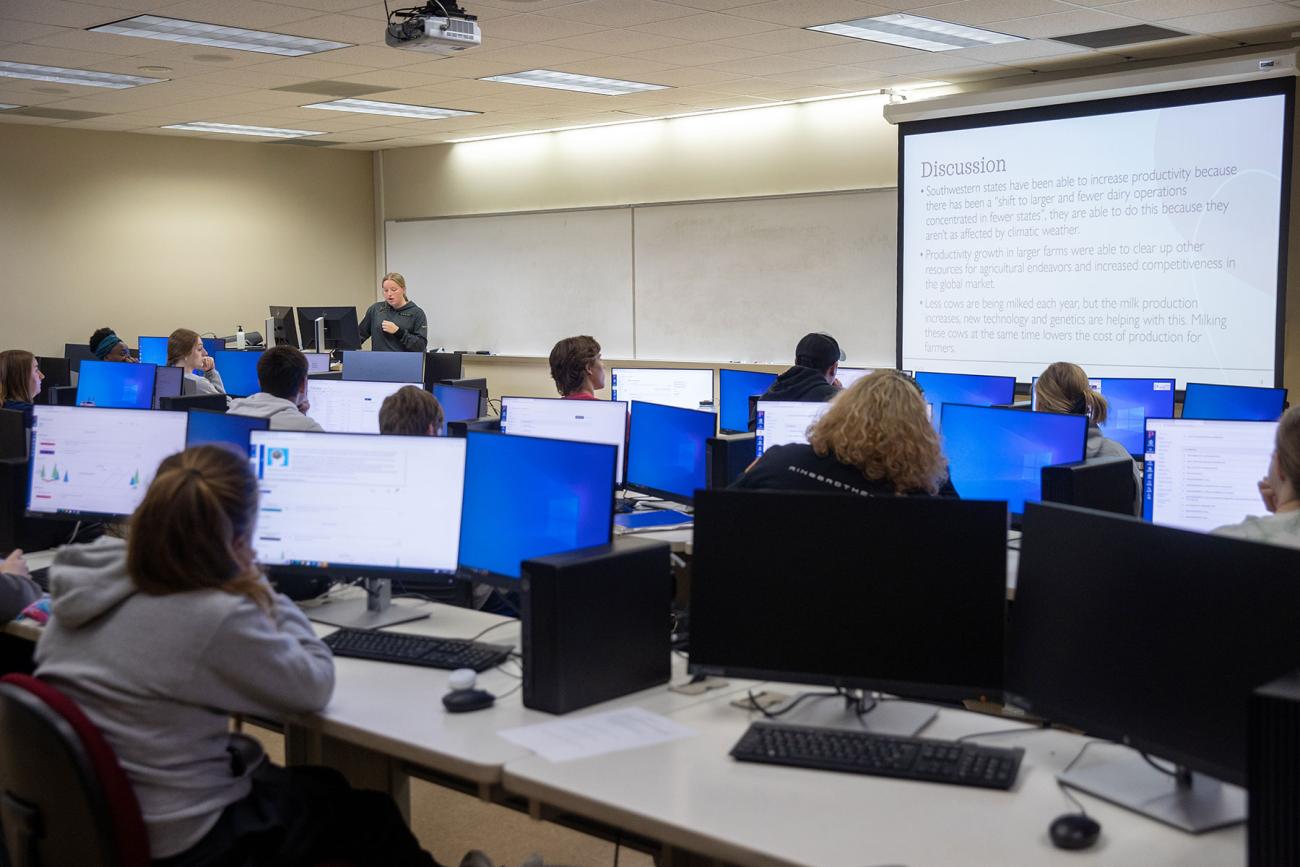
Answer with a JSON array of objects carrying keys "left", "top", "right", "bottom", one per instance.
[{"left": 895, "top": 76, "right": 1294, "bottom": 388}]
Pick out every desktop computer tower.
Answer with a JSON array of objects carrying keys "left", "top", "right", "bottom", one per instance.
[
  {"left": 521, "top": 537, "right": 672, "bottom": 715},
  {"left": 1249, "top": 670, "right": 1300, "bottom": 865},
  {"left": 706, "top": 433, "right": 756, "bottom": 489}
]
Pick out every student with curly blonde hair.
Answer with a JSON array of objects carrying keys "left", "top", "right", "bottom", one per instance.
[{"left": 733, "top": 370, "right": 956, "bottom": 497}]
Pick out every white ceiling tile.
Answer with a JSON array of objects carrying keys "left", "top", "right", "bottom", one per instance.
[
  {"left": 138, "top": 0, "right": 322, "bottom": 29},
  {"left": 705, "top": 53, "right": 834, "bottom": 75},
  {"left": 784, "top": 41, "right": 920, "bottom": 64},
  {"left": 860, "top": 51, "right": 1006, "bottom": 72},
  {"left": 0, "top": 0, "right": 135, "bottom": 28},
  {"left": 467, "top": 42, "right": 605, "bottom": 68},
  {"left": 550, "top": 55, "right": 679, "bottom": 80},
  {"left": 637, "top": 65, "right": 748, "bottom": 86},
  {"left": 306, "top": 44, "right": 440, "bottom": 69},
  {"left": 649, "top": 0, "right": 768, "bottom": 8},
  {"left": 333, "top": 69, "right": 453, "bottom": 89},
  {"left": 723, "top": 0, "right": 898, "bottom": 27},
  {"left": 539, "top": 0, "right": 700, "bottom": 28},
  {"left": 714, "top": 27, "right": 856, "bottom": 53},
  {"left": 242, "top": 56, "right": 376, "bottom": 77},
  {"left": 266, "top": 13, "right": 378, "bottom": 44},
  {"left": 394, "top": 55, "right": 533, "bottom": 78},
  {"left": 629, "top": 12, "right": 781, "bottom": 41},
  {"left": 26, "top": 27, "right": 157, "bottom": 56},
  {"left": 0, "top": 17, "right": 70, "bottom": 42},
  {"left": 477, "top": 13, "right": 609, "bottom": 42},
  {"left": 1102, "top": 0, "right": 1275, "bottom": 21},
  {"left": 686, "top": 77, "right": 814, "bottom": 96},
  {"left": 74, "top": 0, "right": 178, "bottom": 9},
  {"left": 631, "top": 42, "right": 761, "bottom": 66},
  {"left": 953, "top": 39, "right": 1094, "bottom": 62},
  {"left": 920, "top": 0, "right": 1078, "bottom": 25},
  {"left": 545, "top": 27, "right": 685, "bottom": 54},
  {"left": 988, "top": 8, "right": 1144, "bottom": 37},
  {"left": 1158, "top": 4, "right": 1300, "bottom": 33},
  {"left": 267, "top": 0, "right": 375, "bottom": 12},
  {"left": 0, "top": 42, "right": 130, "bottom": 68},
  {"left": 759, "top": 64, "right": 895, "bottom": 87}
]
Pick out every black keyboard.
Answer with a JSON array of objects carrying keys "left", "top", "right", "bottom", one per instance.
[
  {"left": 731, "top": 722, "right": 1023, "bottom": 790},
  {"left": 323, "top": 628, "right": 512, "bottom": 672}
]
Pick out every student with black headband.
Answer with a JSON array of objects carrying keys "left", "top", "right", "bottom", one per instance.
[{"left": 88, "top": 327, "right": 136, "bottom": 363}]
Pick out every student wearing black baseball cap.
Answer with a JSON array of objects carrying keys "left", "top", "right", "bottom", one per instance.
[{"left": 748, "top": 332, "right": 845, "bottom": 430}]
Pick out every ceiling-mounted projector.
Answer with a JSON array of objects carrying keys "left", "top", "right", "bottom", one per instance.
[{"left": 385, "top": 1, "right": 481, "bottom": 55}]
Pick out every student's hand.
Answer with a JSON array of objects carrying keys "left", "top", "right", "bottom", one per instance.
[
  {"left": 200, "top": 357, "right": 215, "bottom": 373},
  {"left": 381, "top": 319, "right": 399, "bottom": 335},
  {"left": 1, "top": 549, "right": 29, "bottom": 578},
  {"left": 1260, "top": 478, "right": 1279, "bottom": 513},
  {"left": 832, "top": 377, "right": 843, "bottom": 388},
  {"left": 296, "top": 397, "right": 311, "bottom": 414}
]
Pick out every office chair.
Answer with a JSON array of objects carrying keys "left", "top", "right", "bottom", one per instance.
[{"left": 0, "top": 673, "right": 151, "bottom": 867}]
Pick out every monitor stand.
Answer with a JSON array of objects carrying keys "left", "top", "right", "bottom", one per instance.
[
  {"left": 1057, "top": 744, "right": 1245, "bottom": 833},
  {"left": 306, "top": 578, "right": 430, "bottom": 630},
  {"left": 773, "top": 692, "right": 936, "bottom": 737}
]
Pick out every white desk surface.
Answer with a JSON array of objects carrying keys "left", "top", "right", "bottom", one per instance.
[
  {"left": 296, "top": 593, "right": 752, "bottom": 785},
  {"left": 502, "top": 698, "right": 1245, "bottom": 867}
]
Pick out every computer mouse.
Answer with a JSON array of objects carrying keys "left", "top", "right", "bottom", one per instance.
[
  {"left": 442, "top": 688, "right": 495, "bottom": 713},
  {"left": 1049, "top": 814, "right": 1101, "bottom": 850}
]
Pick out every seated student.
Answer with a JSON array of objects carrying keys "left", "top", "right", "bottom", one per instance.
[
  {"left": 168, "top": 328, "right": 225, "bottom": 396},
  {"left": 1213, "top": 405, "right": 1300, "bottom": 548},
  {"left": 734, "top": 370, "right": 957, "bottom": 497},
  {"left": 1033, "top": 361, "right": 1140, "bottom": 513},
  {"left": 548, "top": 335, "right": 604, "bottom": 399},
  {"left": 379, "top": 385, "right": 444, "bottom": 436},
  {"left": 227, "top": 346, "right": 324, "bottom": 432},
  {"left": 0, "top": 349, "right": 43, "bottom": 429},
  {"left": 33, "top": 446, "right": 442, "bottom": 867},
  {"left": 89, "top": 327, "right": 136, "bottom": 363},
  {"left": 0, "top": 549, "right": 41, "bottom": 623},
  {"left": 748, "top": 332, "right": 844, "bottom": 430}
]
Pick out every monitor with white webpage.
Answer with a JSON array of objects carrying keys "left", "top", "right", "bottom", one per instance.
[
  {"left": 499, "top": 396, "right": 628, "bottom": 485},
  {"left": 250, "top": 430, "right": 466, "bottom": 579},
  {"left": 304, "top": 352, "right": 331, "bottom": 374},
  {"left": 305, "top": 379, "right": 418, "bottom": 434},
  {"left": 835, "top": 367, "right": 873, "bottom": 389},
  {"left": 754, "top": 400, "right": 830, "bottom": 458},
  {"left": 610, "top": 368, "right": 714, "bottom": 411},
  {"left": 1142, "top": 418, "right": 1278, "bottom": 533},
  {"left": 27, "top": 405, "right": 188, "bottom": 520}
]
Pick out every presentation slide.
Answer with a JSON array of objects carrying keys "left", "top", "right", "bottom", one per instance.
[
  {"left": 901, "top": 81, "right": 1289, "bottom": 387},
  {"left": 1143, "top": 418, "right": 1277, "bottom": 532}
]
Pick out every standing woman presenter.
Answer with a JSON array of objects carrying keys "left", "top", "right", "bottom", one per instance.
[{"left": 358, "top": 272, "right": 428, "bottom": 352}]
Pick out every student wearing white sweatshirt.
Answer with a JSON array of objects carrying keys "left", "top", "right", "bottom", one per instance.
[{"left": 1214, "top": 405, "right": 1300, "bottom": 548}]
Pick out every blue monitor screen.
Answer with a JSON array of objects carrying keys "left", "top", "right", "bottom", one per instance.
[
  {"left": 185, "top": 410, "right": 269, "bottom": 456},
  {"left": 459, "top": 432, "right": 616, "bottom": 581},
  {"left": 138, "top": 336, "right": 168, "bottom": 367},
  {"left": 342, "top": 351, "right": 424, "bottom": 384},
  {"left": 432, "top": 383, "right": 481, "bottom": 435},
  {"left": 627, "top": 400, "right": 715, "bottom": 503},
  {"left": 941, "top": 404, "right": 1088, "bottom": 514},
  {"left": 915, "top": 372, "right": 1016, "bottom": 429},
  {"left": 1181, "top": 382, "right": 1287, "bottom": 421},
  {"left": 209, "top": 350, "right": 264, "bottom": 398},
  {"left": 201, "top": 338, "right": 223, "bottom": 358},
  {"left": 719, "top": 369, "right": 777, "bottom": 432},
  {"left": 1032, "top": 376, "right": 1175, "bottom": 455},
  {"left": 76, "top": 361, "right": 156, "bottom": 409}
]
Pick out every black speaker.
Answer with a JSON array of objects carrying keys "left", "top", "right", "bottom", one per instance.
[
  {"left": 521, "top": 537, "right": 672, "bottom": 715},
  {"left": 1250, "top": 670, "right": 1300, "bottom": 865},
  {"left": 706, "top": 433, "right": 756, "bottom": 489}
]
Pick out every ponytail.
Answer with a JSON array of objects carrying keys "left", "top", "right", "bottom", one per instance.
[
  {"left": 127, "top": 445, "right": 271, "bottom": 612},
  {"left": 1036, "top": 362, "right": 1108, "bottom": 424}
]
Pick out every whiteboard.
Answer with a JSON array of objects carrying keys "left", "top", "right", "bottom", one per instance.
[
  {"left": 385, "top": 189, "right": 897, "bottom": 363},
  {"left": 385, "top": 209, "right": 635, "bottom": 356}
]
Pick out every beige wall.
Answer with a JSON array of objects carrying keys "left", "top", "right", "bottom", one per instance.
[{"left": 0, "top": 124, "right": 376, "bottom": 360}]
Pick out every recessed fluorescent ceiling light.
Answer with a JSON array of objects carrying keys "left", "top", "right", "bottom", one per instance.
[
  {"left": 304, "top": 98, "right": 479, "bottom": 120},
  {"left": 0, "top": 61, "right": 165, "bottom": 89},
  {"left": 89, "top": 15, "right": 350, "bottom": 57},
  {"left": 162, "top": 122, "right": 322, "bottom": 138},
  {"left": 0, "top": 103, "right": 20, "bottom": 110},
  {"left": 808, "top": 14, "right": 1023, "bottom": 52},
  {"left": 482, "top": 69, "right": 668, "bottom": 95}
]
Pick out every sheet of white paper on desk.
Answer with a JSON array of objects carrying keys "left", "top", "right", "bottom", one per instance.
[{"left": 497, "top": 707, "right": 695, "bottom": 763}]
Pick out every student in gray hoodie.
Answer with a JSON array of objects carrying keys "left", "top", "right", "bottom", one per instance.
[
  {"left": 227, "top": 345, "right": 324, "bottom": 432},
  {"left": 1214, "top": 405, "right": 1300, "bottom": 548},
  {"left": 33, "top": 445, "right": 438, "bottom": 866}
]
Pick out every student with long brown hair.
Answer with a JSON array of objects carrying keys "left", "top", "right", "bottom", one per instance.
[
  {"left": 33, "top": 446, "right": 441, "bottom": 866},
  {"left": 734, "top": 370, "right": 956, "bottom": 497},
  {"left": 0, "top": 349, "right": 44, "bottom": 429},
  {"left": 167, "top": 328, "right": 225, "bottom": 396},
  {"left": 1214, "top": 405, "right": 1300, "bottom": 548}
]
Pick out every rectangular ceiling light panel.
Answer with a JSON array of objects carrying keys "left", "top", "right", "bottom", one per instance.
[
  {"left": 482, "top": 69, "right": 669, "bottom": 96},
  {"left": 0, "top": 61, "right": 166, "bottom": 89},
  {"left": 304, "top": 98, "right": 479, "bottom": 119},
  {"left": 162, "top": 122, "right": 323, "bottom": 138},
  {"left": 89, "top": 15, "right": 350, "bottom": 57},
  {"left": 808, "top": 14, "right": 1023, "bottom": 52}
]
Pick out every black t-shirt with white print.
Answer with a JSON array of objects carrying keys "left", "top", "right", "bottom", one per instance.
[{"left": 730, "top": 443, "right": 958, "bottom": 498}]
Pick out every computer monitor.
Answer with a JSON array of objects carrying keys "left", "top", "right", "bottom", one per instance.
[
  {"left": 296, "top": 306, "right": 361, "bottom": 352},
  {"left": 1142, "top": 418, "right": 1277, "bottom": 532},
  {"left": 185, "top": 409, "right": 268, "bottom": 457},
  {"left": 201, "top": 338, "right": 224, "bottom": 359},
  {"left": 1009, "top": 502, "right": 1300, "bottom": 829},
  {"left": 34, "top": 357, "right": 70, "bottom": 392},
  {"left": 63, "top": 344, "right": 95, "bottom": 373},
  {"left": 610, "top": 368, "right": 714, "bottom": 412},
  {"left": 914, "top": 371, "right": 1017, "bottom": 430},
  {"left": 342, "top": 350, "right": 424, "bottom": 384},
  {"left": 835, "top": 367, "right": 873, "bottom": 389},
  {"left": 447, "top": 417, "right": 499, "bottom": 438},
  {"left": 137, "top": 336, "right": 168, "bottom": 367},
  {"left": 75, "top": 361, "right": 157, "bottom": 410},
  {"left": 941, "top": 404, "right": 1088, "bottom": 516},
  {"left": 1041, "top": 456, "right": 1136, "bottom": 517},
  {"left": 159, "top": 393, "right": 228, "bottom": 413},
  {"left": 432, "top": 383, "right": 484, "bottom": 436},
  {"left": 305, "top": 379, "right": 418, "bottom": 434},
  {"left": 208, "top": 350, "right": 264, "bottom": 398},
  {"left": 27, "top": 405, "right": 187, "bottom": 520},
  {"left": 303, "top": 352, "right": 331, "bottom": 375},
  {"left": 499, "top": 396, "right": 628, "bottom": 485},
  {"left": 250, "top": 430, "right": 466, "bottom": 583},
  {"left": 268, "top": 305, "right": 300, "bottom": 348},
  {"left": 458, "top": 431, "right": 616, "bottom": 585},
  {"left": 753, "top": 400, "right": 830, "bottom": 458},
  {"left": 152, "top": 365, "right": 183, "bottom": 409},
  {"left": 626, "top": 401, "right": 715, "bottom": 504},
  {"left": 424, "top": 352, "right": 463, "bottom": 389},
  {"left": 691, "top": 490, "right": 1007, "bottom": 705},
  {"left": 718, "top": 369, "right": 777, "bottom": 434},
  {"left": 1032, "top": 376, "right": 1176, "bottom": 456},
  {"left": 1181, "top": 382, "right": 1287, "bottom": 421}
]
